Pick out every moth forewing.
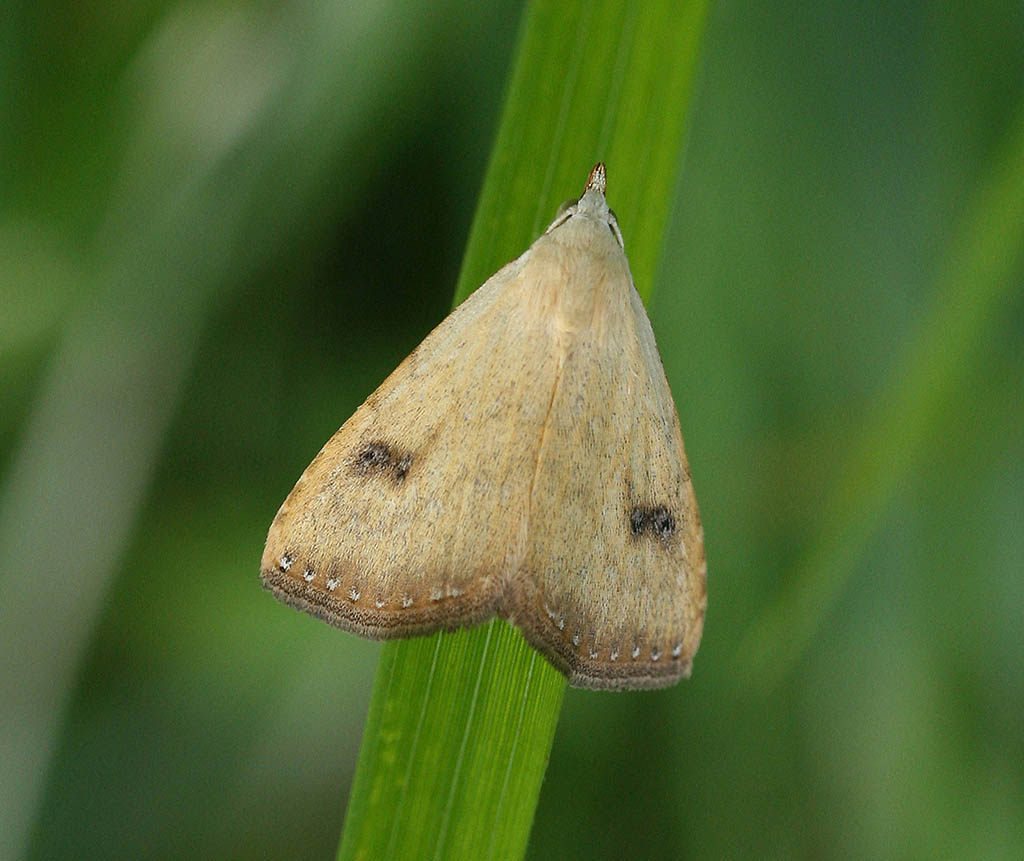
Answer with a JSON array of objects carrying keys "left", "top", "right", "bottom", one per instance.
[
  {"left": 506, "top": 211, "right": 704, "bottom": 690},
  {"left": 261, "top": 164, "right": 706, "bottom": 690},
  {"left": 261, "top": 256, "right": 551, "bottom": 635}
]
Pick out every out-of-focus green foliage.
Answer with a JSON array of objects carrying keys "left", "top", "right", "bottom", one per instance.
[{"left": 1, "top": 1, "right": 1021, "bottom": 859}]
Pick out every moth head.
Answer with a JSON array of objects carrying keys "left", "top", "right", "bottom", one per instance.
[{"left": 544, "top": 163, "right": 625, "bottom": 249}]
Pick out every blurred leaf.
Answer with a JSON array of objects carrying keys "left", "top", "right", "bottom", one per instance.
[
  {"left": 737, "top": 101, "right": 1024, "bottom": 691},
  {"left": 0, "top": 219, "right": 79, "bottom": 356}
]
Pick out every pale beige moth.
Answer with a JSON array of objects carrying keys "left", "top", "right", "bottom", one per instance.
[{"left": 262, "top": 164, "right": 706, "bottom": 689}]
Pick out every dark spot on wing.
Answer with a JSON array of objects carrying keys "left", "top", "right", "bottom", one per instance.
[
  {"left": 393, "top": 454, "right": 413, "bottom": 481},
  {"left": 650, "top": 506, "right": 675, "bottom": 539},
  {"left": 356, "top": 442, "right": 391, "bottom": 469},
  {"left": 628, "top": 505, "right": 677, "bottom": 542},
  {"left": 353, "top": 440, "right": 414, "bottom": 484}
]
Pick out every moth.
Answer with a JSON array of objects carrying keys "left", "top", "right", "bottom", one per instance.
[{"left": 261, "top": 164, "right": 705, "bottom": 690}]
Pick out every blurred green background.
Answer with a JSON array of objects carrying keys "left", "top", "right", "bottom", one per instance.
[{"left": 2, "top": 1, "right": 1022, "bottom": 858}]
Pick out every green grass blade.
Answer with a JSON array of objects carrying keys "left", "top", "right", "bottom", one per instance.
[
  {"left": 338, "top": 620, "right": 562, "bottom": 861},
  {"left": 736, "top": 102, "right": 1024, "bottom": 692},
  {"left": 455, "top": 0, "right": 707, "bottom": 303},
  {"left": 338, "top": 1, "right": 709, "bottom": 859}
]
